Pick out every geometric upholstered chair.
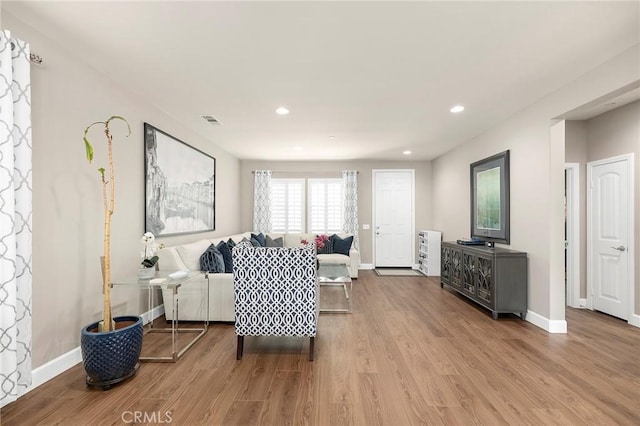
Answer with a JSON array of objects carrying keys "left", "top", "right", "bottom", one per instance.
[{"left": 232, "top": 244, "right": 319, "bottom": 361}]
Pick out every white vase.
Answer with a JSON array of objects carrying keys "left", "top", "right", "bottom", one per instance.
[{"left": 137, "top": 267, "right": 155, "bottom": 280}]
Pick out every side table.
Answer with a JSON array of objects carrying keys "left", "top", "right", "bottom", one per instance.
[{"left": 111, "top": 271, "right": 209, "bottom": 362}]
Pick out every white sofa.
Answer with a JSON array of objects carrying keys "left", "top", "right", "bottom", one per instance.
[{"left": 158, "top": 232, "right": 360, "bottom": 321}]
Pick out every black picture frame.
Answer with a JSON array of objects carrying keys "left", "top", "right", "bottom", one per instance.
[
  {"left": 144, "top": 123, "right": 215, "bottom": 237},
  {"left": 470, "top": 150, "right": 510, "bottom": 244}
]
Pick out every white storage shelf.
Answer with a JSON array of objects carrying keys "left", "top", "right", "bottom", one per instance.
[{"left": 418, "top": 230, "right": 442, "bottom": 276}]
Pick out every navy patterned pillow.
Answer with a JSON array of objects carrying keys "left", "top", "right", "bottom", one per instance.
[
  {"left": 332, "top": 235, "right": 353, "bottom": 256},
  {"left": 316, "top": 235, "right": 333, "bottom": 254},
  {"left": 251, "top": 232, "right": 266, "bottom": 247},
  {"left": 200, "top": 244, "right": 225, "bottom": 273},
  {"left": 216, "top": 241, "right": 234, "bottom": 273}
]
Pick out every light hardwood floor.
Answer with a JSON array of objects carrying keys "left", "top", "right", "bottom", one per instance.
[{"left": 2, "top": 271, "right": 639, "bottom": 425}]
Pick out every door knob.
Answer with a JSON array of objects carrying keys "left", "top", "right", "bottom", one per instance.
[{"left": 611, "top": 245, "right": 626, "bottom": 252}]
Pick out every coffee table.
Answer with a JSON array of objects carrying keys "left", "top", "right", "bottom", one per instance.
[{"left": 317, "top": 263, "right": 352, "bottom": 313}]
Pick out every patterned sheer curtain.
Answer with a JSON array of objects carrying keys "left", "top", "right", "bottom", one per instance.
[
  {"left": 342, "top": 170, "right": 359, "bottom": 249},
  {"left": 253, "top": 170, "right": 272, "bottom": 233},
  {"left": 0, "top": 31, "right": 33, "bottom": 407}
]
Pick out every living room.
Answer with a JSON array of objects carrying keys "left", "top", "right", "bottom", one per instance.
[{"left": 1, "top": 1, "right": 639, "bottom": 423}]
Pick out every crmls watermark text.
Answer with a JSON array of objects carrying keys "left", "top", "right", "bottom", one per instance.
[{"left": 121, "top": 411, "right": 173, "bottom": 424}]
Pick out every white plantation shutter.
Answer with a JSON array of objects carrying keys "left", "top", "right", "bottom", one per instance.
[
  {"left": 270, "top": 179, "right": 305, "bottom": 233},
  {"left": 308, "top": 179, "right": 343, "bottom": 234}
]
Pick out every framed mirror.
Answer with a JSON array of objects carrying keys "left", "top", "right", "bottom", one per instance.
[{"left": 470, "top": 150, "right": 510, "bottom": 244}]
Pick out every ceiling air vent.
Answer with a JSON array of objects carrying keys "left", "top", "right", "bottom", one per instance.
[{"left": 202, "top": 115, "right": 222, "bottom": 125}]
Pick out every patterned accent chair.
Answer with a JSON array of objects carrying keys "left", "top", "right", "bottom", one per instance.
[{"left": 232, "top": 244, "right": 319, "bottom": 361}]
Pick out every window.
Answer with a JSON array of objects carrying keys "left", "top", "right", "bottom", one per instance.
[
  {"left": 270, "top": 179, "right": 305, "bottom": 233},
  {"left": 270, "top": 178, "right": 343, "bottom": 234},
  {"left": 308, "top": 179, "right": 343, "bottom": 234}
]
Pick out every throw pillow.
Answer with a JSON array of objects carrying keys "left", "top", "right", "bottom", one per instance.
[
  {"left": 227, "top": 238, "right": 237, "bottom": 249},
  {"left": 250, "top": 237, "right": 262, "bottom": 247},
  {"left": 216, "top": 241, "right": 233, "bottom": 273},
  {"left": 316, "top": 235, "right": 333, "bottom": 254},
  {"left": 332, "top": 234, "right": 354, "bottom": 256},
  {"left": 200, "top": 244, "right": 225, "bottom": 273},
  {"left": 251, "top": 232, "right": 266, "bottom": 247},
  {"left": 265, "top": 235, "right": 284, "bottom": 247}
]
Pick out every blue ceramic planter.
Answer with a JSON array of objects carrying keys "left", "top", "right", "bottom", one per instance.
[{"left": 81, "top": 315, "right": 143, "bottom": 389}]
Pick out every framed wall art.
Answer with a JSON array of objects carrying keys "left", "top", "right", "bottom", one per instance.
[
  {"left": 470, "top": 150, "right": 510, "bottom": 244},
  {"left": 144, "top": 123, "right": 215, "bottom": 236}
]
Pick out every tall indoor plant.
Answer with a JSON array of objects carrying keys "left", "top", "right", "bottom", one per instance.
[{"left": 80, "top": 116, "right": 143, "bottom": 389}]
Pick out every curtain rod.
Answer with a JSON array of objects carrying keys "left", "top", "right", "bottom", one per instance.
[
  {"left": 252, "top": 170, "right": 359, "bottom": 174},
  {"left": 30, "top": 53, "right": 43, "bottom": 65}
]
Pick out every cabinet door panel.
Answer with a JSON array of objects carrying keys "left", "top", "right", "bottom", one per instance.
[
  {"left": 450, "top": 249, "right": 462, "bottom": 289},
  {"left": 441, "top": 246, "right": 451, "bottom": 281},
  {"left": 476, "top": 255, "right": 493, "bottom": 307},
  {"left": 462, "top": 252, "right": 476, "bottom": 296}
]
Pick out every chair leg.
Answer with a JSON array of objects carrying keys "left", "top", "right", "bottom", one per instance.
[
  {"left": 309, "top": 336, "right": 315, "bottom": 361},
  {"left": 237, "top": 335, "right": 244, "bottom": 360}
]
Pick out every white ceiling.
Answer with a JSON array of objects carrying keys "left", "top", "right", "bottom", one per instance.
[{"left": 5, "top": 1, "right": 639, "bottom": 161}]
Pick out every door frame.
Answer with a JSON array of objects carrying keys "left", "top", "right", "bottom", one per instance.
[
  {"left": 586, "top": 153, "right": 635, "bottom": 321},
  {"left": 565, "top": 163, "right": 581, "bottom": 308},
  {"left": 371, "top": 169, "right": 415, "bottom": 268}
]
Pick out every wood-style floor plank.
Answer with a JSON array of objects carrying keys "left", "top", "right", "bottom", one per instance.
[{"left": 2, "top": 271, "right": 640, "bottom": 425}]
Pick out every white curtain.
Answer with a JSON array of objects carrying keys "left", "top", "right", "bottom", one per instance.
[
  {"left": 0, "top": 31, "right": 33, "bottom": 408},
  {"left": 253, "top": 170, "right": 272, "bottom": 233},
  {"left": 342, "top": 170, "right": 359, "bottom": 249}
]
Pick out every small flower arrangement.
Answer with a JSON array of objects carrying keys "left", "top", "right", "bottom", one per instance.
[
  {"left": 140, "top": 232, "right": 160, "bottom": 268},
  {"left": 301, "top": 234, "right": 330, "bottom": 250},
  {"left": 315, "top": 234, "right": 329, "bottom": 250}
]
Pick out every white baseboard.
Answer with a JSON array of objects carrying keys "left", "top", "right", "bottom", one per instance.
[
  {"left": 141, "top": 304, "right": 165, "bottom": 325},
  {"left": 360, "top": 263, "right": 374, "bottom": 270},
  {"left": 26, "top": 304, "right": 165, "bottom": 397},
  {"left": 526, "top": 310, "right": 567, "bottom": 333},
  {"left": 31, "top": 346, "right": 83, "bottom": 392},
  {"left": 629, "top": 314, "right": 640, "bottom": 328},
  {"left": 578, "top": 298, "right": 588, "bottom": 308}
]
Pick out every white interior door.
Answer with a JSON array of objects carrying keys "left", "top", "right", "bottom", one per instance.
[
  {"left": 374, "top": 170, "right": 414, "bottom": 267},
  {"left": 588, "top": 155, "right": 632, "bottom": 320}
]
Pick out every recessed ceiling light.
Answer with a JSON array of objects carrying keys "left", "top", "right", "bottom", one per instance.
[
  {"left": 329, "top": 136, "right": 336, "bottom": 139},
  {"left": 294, "top": 146, "right": 304, "bottom": 151},
  {"left": 403, "top": 150, "right": 412, "bottom": 155},
  {"left": 450, "top": 105, "right": 465, "bottom": 113},
  {"left": 276, "top": 107, "right": 289, "bottom": 115}
]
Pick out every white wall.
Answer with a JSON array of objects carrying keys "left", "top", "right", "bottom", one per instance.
[
  {"left": 4, "top": 12, "right": 242, "bottom": 369},
  {"left": 432, "top": 45, "right": 639, "bottom": 328}
]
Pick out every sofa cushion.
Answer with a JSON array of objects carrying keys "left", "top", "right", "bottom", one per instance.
[
  {"left": 317, "top": 253, "right": 350, "bottom": 265},
  {"left": 284, "top": 233, "right": 315, "bottom": 247},
  {"left": 332, "top": 234, "right": 354, "bottom": 256},
  {"left": 200, "top": 244, "right": 225, "bottom": 273},
  {"left": 266, "top": 235, "right": 284, "bottom": 247},
  {"left": 216, "top": 240, "right": 234, "bottom": 273},
  {"left": 251, "top": 232, "right": 266, "bottom": 247},
  {"left": 176, "top": 239, "right": 214, "bottom": 270}
]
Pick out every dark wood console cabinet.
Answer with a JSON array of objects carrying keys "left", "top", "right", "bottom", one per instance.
[{"left": 440, "top": 242, "right": 527, "bottom": 320}]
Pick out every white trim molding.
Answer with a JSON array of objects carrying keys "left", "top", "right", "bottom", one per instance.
[
  {"left": 24, "top": 305, "right": 165, "bottom": 398},
  {"left": 564, "top": 163, "right": 581, "bottom": 308},
  {"left": 360, "top": 263, "right": 374, "bottom": 270},
  {"left": 629, "top": 314, "right": 640, "bottom": 328},
  {"left": 526, "top": 310, "right": 568, "bottom": 333},
  {"left": 578, "top": 298, "right": 589, "bottom": 309}
]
